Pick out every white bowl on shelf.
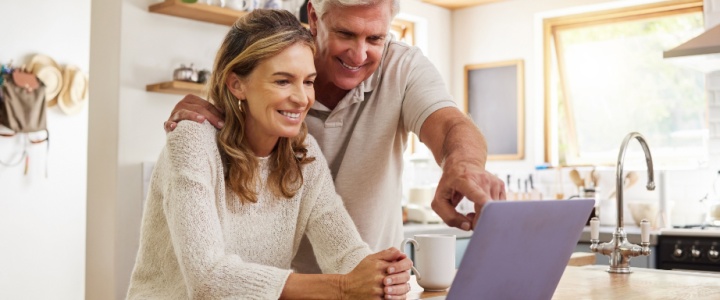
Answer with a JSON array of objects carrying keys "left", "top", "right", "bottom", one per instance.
[{"left": 627, "top": 202, "right": 658, "bottom": 227}]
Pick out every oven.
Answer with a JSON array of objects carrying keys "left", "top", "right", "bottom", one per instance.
[{"left": 656, "top": 228, "right": 720, "bottom": 272}]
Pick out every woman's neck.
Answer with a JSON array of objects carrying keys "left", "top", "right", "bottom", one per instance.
[{"left": 244, "top": 124, "right": 278, "bottom": 157}]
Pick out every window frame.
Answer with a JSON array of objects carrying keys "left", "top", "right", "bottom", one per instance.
[{"left": 542, "top": 0, "right": 705, "bottom": 166}]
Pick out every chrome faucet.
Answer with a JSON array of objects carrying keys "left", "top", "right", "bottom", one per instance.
[{"left": 590, "top": 132, "right": 655, "bottom": 273}]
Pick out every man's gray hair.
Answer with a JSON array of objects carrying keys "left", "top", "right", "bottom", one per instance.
[{"left": 310, "top": 0, "right": 400, "bottom": 20}]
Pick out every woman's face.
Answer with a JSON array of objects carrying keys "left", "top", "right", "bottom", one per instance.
[{"left": 235, "top": 43, "right": 316, "bottom": 154}]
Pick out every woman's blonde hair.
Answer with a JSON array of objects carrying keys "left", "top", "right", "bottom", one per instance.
[{"left": 208, "top": 9, "right": 316, "bottom": 207}]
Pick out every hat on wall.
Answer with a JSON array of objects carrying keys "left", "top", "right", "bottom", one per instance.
[
  {"left": 57, "top": 65, "right": 88, "bottom": 115},
  {"left": 28, "top": 54, "right": 63, "bottom": 107}
]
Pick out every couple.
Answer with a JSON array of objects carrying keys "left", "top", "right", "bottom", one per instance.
[
  {"left": 127, "top": 9, "right": 411, "bottom": 299},
  {"left": 129, "top": 0, "right": 506, "bottom": 298}
]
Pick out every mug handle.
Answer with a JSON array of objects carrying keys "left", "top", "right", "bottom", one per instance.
[{"left": 400, "top": 238, "right": 421, "bottom": 280}]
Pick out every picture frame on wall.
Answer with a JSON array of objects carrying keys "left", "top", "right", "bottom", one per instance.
[{"left": 464, "top": 59, "right": 525, "bottom": 160}]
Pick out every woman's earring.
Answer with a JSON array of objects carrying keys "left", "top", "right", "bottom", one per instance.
[{"left": 238, "top": 100, "right": 244, "bottom": 112}]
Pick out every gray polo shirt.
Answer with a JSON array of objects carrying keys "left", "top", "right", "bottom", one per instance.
[{"left": 293, "top": 39, "right": 456, "bottom": 272}]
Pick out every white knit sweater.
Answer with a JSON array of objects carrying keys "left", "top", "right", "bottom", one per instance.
[{"left": 126, "top": 121, "right": 372, "bottom": 300}]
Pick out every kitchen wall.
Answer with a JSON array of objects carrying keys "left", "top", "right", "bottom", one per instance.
[
  {"left": 11, "top": 0, "right": 715, "bottom": 297},
  {"left": 0, "top": 1, "right": 90, "bottom": 299},
  {"left": 453, "top": 0, "right": 720, "bottom": 220},
  {"left": 85, "top": 0, "right": 452, "bottom": 299}
]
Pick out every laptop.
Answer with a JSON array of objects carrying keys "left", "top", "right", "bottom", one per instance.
[{"left": 425, "top": 199, "right": 594, "bottom": 300}]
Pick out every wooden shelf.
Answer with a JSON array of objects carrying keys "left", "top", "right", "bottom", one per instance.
[
  {"left": 149, "top": 0, "right": 247, "bottom": 26},
  {"left": 146, "top": 81, "right": 206, "bottom": 96}
]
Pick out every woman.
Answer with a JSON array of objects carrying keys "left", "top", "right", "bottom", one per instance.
[{"left": 127, "top": 9, "right": 411, "bottom": 299}]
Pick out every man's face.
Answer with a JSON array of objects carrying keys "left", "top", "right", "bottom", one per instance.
[{"left": 309, "top": 1, "right": 391, "bottom": 91}]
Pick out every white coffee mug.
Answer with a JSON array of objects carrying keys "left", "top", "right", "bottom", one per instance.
[{"left": 401, "top": 234, "right": 455, "bottom": 291}]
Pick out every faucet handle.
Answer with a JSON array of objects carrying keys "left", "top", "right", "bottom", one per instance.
[
  {"left": 640, "top": 220, "right": 650, "bottom": 244},
  {"left": 590, "top": 217, "right": 599, "bottom": 241}
]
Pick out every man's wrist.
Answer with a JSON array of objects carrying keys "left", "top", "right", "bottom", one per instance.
[{"left": 441, "top": 153, "right": 485, "bottom": 171}]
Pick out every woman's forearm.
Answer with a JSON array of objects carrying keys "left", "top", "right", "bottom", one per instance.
[{"left": 280, "top": 273, "right": 344, "bottom": 299}]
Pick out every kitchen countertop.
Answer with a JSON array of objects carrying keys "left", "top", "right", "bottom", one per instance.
[
  {"left": 403, "top": 223, "right": 659, "bottom": 245},
  {"left": 410, "top": 265, "right": 720, "bottom": 299}
]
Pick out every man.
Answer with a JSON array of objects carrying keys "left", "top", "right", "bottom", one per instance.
[{"left": 164, "top": 0, "right": 506, "bottom": 272}]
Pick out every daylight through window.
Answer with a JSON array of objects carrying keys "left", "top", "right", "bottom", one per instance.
[{"left": 544, "top": 0, "right": 707, "bottom": 169}]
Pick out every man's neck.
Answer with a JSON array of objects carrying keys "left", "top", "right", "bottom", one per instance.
[{"left": 314, "top": 77, "right": 350, "bottom": 111}]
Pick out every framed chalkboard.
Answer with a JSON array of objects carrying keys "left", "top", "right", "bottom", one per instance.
[{"left": 464, "top": 60, "right": 524, "bottom": 160}]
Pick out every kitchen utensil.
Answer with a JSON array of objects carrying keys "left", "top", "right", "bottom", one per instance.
[
  {"left": 196, "top": 69, "right": 211, "bottom": 83},
  {"left": 569, "top": 169, "right": 584, "bottom": 192},
  {"left": 625, "top": 171, "right": 639, "bottom": 189},
  {"left": 555, "top": 168, "right": 565, "bottom": 200},
  {"left": 590, "top": 168, "right": 600, "bottom": 187},
  {"left": 607, "top": 171, "right": 638, "bottom": 200},
  {"left": 173, "top": 64, "right": 197, "bottom": 82}
]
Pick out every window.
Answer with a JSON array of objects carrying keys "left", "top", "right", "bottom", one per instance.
[
  {"left": 390, "top": 18, "right": 415, "bottom": 46},
  {"left": 544, "top": 0, "right": 707, "bottom": 168},
  {"left": 390, "top": 18, "right": 430, "bottom": 157}
]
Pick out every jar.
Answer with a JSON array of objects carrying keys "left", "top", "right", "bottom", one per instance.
[{"left": 173, "top": 64, "right": 197, "bottom": 82}]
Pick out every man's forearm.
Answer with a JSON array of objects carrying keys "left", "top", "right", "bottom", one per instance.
[
  {"left": 420, "top": 107, "right": 488, "bottom": 169},
  {"left": 440, "top": 118, "right": 487, "bottom": 169},
  {"left": 423, "top": 107, "right": 505, "bottom": 229}
]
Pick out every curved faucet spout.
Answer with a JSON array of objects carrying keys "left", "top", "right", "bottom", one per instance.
[
  {"left": 590, "top": 131, "right": 655, "bottom": 273},
  {"left": 616, "top": 132, "right": 655, "bottom": 228}
]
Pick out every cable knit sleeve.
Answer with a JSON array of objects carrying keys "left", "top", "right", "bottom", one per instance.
[
  {"left": 163, "top": 121, "right": 291, "bottom": 300},
  {"left": 302, "top": 136, "right": 373, "bottom": 274}
]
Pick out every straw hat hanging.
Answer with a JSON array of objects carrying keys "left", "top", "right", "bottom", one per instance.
[
  {"left": 28, "top": 54, "right": 63, "bottom": 106},
  {"left": 57, "top": 65, "right": 88, "bottom": 115}
]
